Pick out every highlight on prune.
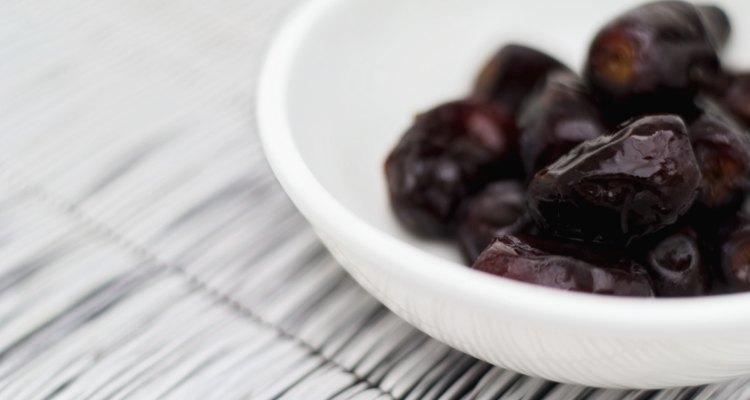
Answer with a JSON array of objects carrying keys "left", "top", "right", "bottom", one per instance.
[
  {"left": 584, "top": 1, "right": 728, "bottom": 123},
  {"left": 385, "top": 100, "right": 521, "bottom": 236},
  {"left": 472, "top": 235, "right": 654, "bottom": 296},
  {"left": 643, "top": 227, "right": 710, "bottom": 296},
  {"left": 528, "top": 115, "right": 701, "bottom": 244},
  {"left": 383, "top": 1, "right": 750, "bottom": 296},
  {"left": 518, "top": 71, "right": 605, "bottom": 175},
  {"left": 472, "top": 44, "right": 570, "bottom": 114},
  {"left": 689, "top": 104, "right": 750, "bottom": 207},
  {"left": 456, "top": 181, "right": 524, "bottom": 263}
]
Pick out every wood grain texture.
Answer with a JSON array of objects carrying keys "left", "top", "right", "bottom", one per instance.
[{"left": 0, "top": 0, "right": 748, "bottom": 398}]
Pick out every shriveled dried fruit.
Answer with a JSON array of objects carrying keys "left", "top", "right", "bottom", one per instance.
[
  {"left": 472, "top": 234, "right": 654, "bottom": 296},
  {"left": 528, "top": 115, "right": 702, "bottom": 244},
  {"left": 385, "top": 100, "right": 521, "bottom": 236},
  {"left": 472, "top": 44, "right": 570, "bottom": 114},
  {"left": 456, "top": 181, "right": 524, "bottom": 263},
  {"left": 644, "top": 227, "right": 710, "bottom": 296},
  {"left": 689, "top": 104, "right": 750, "bottom": 207},
  {"left": 721, "top": 221, "right": 750, "bottom": 292},
  {"left": 379, "top": 3, "right": 749, "bottom": 297},
  {"left": 681, "top": 201, "right": 742, "bottom": 286},
  {"left": 519, "top": 71, "right": 605, "bottom": 175},
  {"left": 584, "top": 1, "right": 728, "bottom": 122},
  {"left": 703, "top": 72, "right": 750, "bottom": 127}
]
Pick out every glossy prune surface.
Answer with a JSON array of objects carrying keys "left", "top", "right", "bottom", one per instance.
[
  {"left": 584, "top": 1, "right": 726, "bottom": 123},
  {"left": 456, "top": 181, "right": 524, "bottom": 263},
  {"left": 385, "top": 100, "right": 521, "bottom": 236},
  {"left": 382, "top": 2, "right": 750, "bottom": 296},
  {"left": 518, "top": 71, "right": 605, "bottom": 175},
  {"left": 644, "top": 227, "right": 710, "bottom": 296},
  {"left": 689, "top": 105, "right": 750, "bottom": 207},
  {"left": 527, "top": 115, "right": 701, "bottom": 244},
  {"left": 472, "top": 44, "right": 570, "bottom": 114},
  {"left": 472, "top": 235, "right": 654, "bottom": 296}
]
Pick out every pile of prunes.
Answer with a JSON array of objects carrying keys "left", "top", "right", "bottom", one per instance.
[{"left": 384, "top": 1, "right": 750, "bottom": 296}]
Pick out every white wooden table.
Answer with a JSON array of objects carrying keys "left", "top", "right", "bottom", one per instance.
[{"left": 1, "top": 0, "right": 749, "bottom": 398}]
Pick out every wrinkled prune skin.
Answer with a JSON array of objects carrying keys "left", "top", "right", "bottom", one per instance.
[
  {"left": 519, "top": 71, "right": 606, "bottom": 175},
  {"left": 644, "top": 227, "right": 710, "bottom": 296},
  {"left": 528, "top": 115, "right": 702, "bottom": 244},
  {"left": 472, "top": 44, "right": 570, "bottom": 114},
  {"left": 584, "top": 1, "right": 728, "bottom": 123},
  {"left": 689, "top": 105, "right": 750, "bottom": 207},
  {"left": 472, "top": 235, "right": 655, "bottom": 296},
  {"left": 456, "top": 181, "right": 524, "bottom": 263},
  {"left": 385, "top": 101, "right": 521, "bottom": 236},
  {"left": 721, "top": 221, "right": 750, "bottom": 291}
]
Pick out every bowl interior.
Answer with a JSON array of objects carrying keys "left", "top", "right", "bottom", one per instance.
[{"left": 285, "top": 0, "right": 750, "bottom": 264}]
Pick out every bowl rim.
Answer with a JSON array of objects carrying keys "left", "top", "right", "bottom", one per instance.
[{"left": 257, "top": 0, "right": 750, "bottom": 334}]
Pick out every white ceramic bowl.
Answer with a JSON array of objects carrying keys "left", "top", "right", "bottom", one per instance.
[{"left": 258, "top": 0, "right": 750, "bottom": 388}]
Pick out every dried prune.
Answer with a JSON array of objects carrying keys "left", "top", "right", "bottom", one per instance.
[
  {"left": 527, "top": 115, "right": 702, "bottom": 244},
  {"left": 721, "top": 221, "right": 750, "bottom": 291},
  {"left": 689, "top": 104, "right": 750, "bottom": 207},
  {"left": 704, "top": 72, "right": 750, "bottom": 127},
  {"left": 385, "top": 101, "right": 521, "bottom": 236},
  {"left": 472, "top": 44, "right": 570, "bottom": 114},
  {"left": 644, "top": 227, "right": 710, "bottom": 296},
  {"left": 379, "top": 1, "right": 750, "bottom": 297},
  {"left": 456, "top": 181, "right": 524, "bottom": 263},
  {"left": 472, "top": 235, "right": 654, "bottom": 296},
  {"left": 518, "top": 71, "right": 605, "bottom": 175},
  {"left": 584, "top": 1, "right": 728, "bottom": 123},
  {"left": 681, "top": 201, "right": 741, "bottom": 285},
  {"left": 698, "top": 5, "right": 732, "bottom": 50}
]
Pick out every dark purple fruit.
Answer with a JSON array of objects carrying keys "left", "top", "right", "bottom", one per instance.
[
  {"left": 683, "top": 201, "right": 742, "bottom": 287},
  {"left": 456, "top": 181, "right": 524, "bottom": 263},
  {"left": 527, "top": 115, "right": 702, "bottom": 244},
  {"left": 698, "top": 5, "right": 732, "bottom": 50},
  {"left": 689, "top": 105, "right": 750, "bottom": 207},
  {"left": 706, "top": 73, "right": 750, "bottom": 127},
  {"left": 519, "top": 71, "right": 605, "bottom": 175},
  {"left": 584, "top": 1, "right": 728, "bottom": 123},
  {"left": 385, "top": 100, "right": 521, "bottom": 236},
  {"left": 472, "top": 44, "right": 570, "bottom": 114},
  {"left": 721, "top": 221, "right": 750, "bottom": 292},
  {"left": 645, "top": 227, "right": 710, "bottom": 296},
  {"left": 472, "top": 235, "right": 654, "bottom": 296}
]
